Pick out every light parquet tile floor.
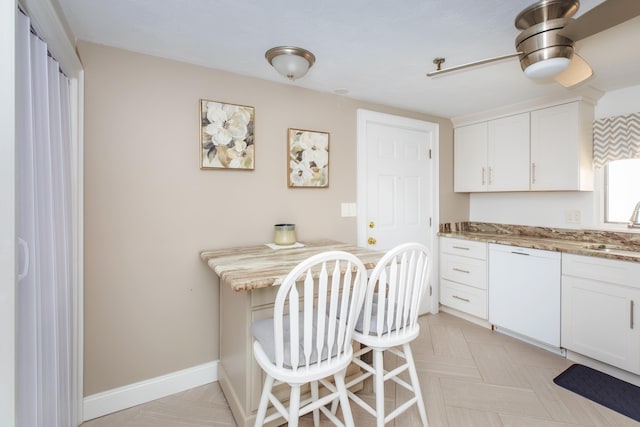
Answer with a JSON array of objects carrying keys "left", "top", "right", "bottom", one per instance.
[{"left": 81, "top": 311, "right": 640, "bottom": 426}]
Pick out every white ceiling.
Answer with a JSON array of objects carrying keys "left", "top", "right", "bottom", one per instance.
[{"left": 55, "top": 0, "right": 640, "bottom": 119}]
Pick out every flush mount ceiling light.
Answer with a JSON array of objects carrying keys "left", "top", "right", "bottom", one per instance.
[{"left": 265, "top": 46, "right": 316, "bottom": 81}]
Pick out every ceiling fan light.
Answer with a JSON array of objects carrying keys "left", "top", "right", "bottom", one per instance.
[
  {"left": 265, "top": 46, "right": 316, "bottom": 81},
  {"left": 524, "top": 56, "right": 571, "bottom": 79}
]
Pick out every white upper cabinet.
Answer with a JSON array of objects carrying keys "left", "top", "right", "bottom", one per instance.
[
  {"left": 454, "top": 122, "right": 487, "bottom": 192},
  {"left": 530, "top": 101, "right": 594, "bottom": 191},
  {"left": 488, "top": 113, "right": 531, "bottom": 191},
  {"left": 454, "top": 113, "right": 529, "bottom": 192},
  {"left": 453, "top": 99, "right": 594, "bottom": 193}
]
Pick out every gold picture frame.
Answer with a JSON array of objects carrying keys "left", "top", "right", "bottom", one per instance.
[
  {"left": 287, "top": 128, "right": 329, "bottom": 188},
  {"left": 200, "top": 99, "right": 255, "bottom": 170}
]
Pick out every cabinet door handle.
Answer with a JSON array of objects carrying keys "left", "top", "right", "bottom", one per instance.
[
  {"left": 531, "top": 162, "right": 537, "bottom": 184},
  {"left": 453, "top": 295, "right": 470, "bottom": 303},
  {"left": 488, "top": 166, "right": 493, "bottom": 185},
  {"left": 481, "top": 167, "right": 486, "bottom": 186},
  {"left": 452, "top": 268, "right": 470, "bottom": 274},
  {"left": 631, "top": 300, "right": 635, "bottom": 329},
  {"left": 452, "top": 246, "right": 470, "bottom": 250}
]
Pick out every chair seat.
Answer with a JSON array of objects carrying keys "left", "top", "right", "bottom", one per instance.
[
  {"left": 338, "top": 294, "right": 411, "bottom": 337},
  {"left": 356, "top": 305, "right": 415, "bottom": 337},
  {"left": 252, "top": 310, "right": 341, "bottom": 369}
]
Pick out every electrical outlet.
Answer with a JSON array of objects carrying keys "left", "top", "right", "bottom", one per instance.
[{"left": 565, "top": 209, "right": 582, "bottom": 224}]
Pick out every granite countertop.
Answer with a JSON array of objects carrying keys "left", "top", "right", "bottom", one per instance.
[
  {"left": 200, "top": 239, "right": 385, "bottom": 292},
  {"left": 439, "top": 223, "right": 640, "bottom": 263}
]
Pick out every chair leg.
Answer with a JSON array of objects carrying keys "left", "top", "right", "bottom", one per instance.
[
  {"left": 404, "top": 343, "right": 428, "bottom": 427},
  {"left": 254, "top": 375, "right": 274, "bottom": 427},
  {"left": 373, "top": 349, "right": 385, "bottom": 427},
  {"left": 288, "top": 384, "right": 301, "bottom": 427},
  {"left": 335, "top": 371, "right": 354, "bottom": 427},
  {"left": 311, "top": 380, "right": 320, "bottom": 427}
]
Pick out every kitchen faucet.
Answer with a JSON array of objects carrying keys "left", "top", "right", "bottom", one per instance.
[{"left": 630, "top": 201, "right": 640, "bottom": 228}]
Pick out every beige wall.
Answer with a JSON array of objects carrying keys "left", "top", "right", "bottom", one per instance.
[
  {"left": 438, "top": 125, "right": 469, "bottom": 224},
  {"left": 79, "top": 41, "right": 462, "bottom": 395}
]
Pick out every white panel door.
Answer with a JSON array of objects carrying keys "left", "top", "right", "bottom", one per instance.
[{"left": 357, "top": 110, "right": 438, "bottom": 314}]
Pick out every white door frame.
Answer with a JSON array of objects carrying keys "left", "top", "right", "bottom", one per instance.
[{"left": 356, "top": 109, "right": 440, "bottom": 314}]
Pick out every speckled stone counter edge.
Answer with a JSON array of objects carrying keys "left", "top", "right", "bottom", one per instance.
[{"left": 439, "top": 221, "right": 640, "bottom": 262}]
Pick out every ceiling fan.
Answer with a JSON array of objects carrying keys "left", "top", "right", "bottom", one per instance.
[{"left": 427, "top": 0, "right": 640, "bottom": 87}]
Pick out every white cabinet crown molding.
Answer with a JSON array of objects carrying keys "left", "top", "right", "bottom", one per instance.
[{"left": 451, "top": 89, "right": 603, "bottom": 128}]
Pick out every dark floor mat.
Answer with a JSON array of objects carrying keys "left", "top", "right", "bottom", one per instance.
[{"left": 553, "top": 363, "right": 640, "bottom": 422}]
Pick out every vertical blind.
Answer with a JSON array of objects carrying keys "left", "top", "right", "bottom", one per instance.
[
  {"left": 16, "top": 9, "right": 73, "bottom": 427},
  {"left": 593, "top": 112, "right": 640, "bottom": 168}
]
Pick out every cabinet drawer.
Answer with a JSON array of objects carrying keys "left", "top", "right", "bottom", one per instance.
[
  {"left": 440, "top": 279, "right": 488, "bottom": 319},
  {"left": 441, "top": 253, "right": 487, "bottom": 289},
  {"left": 563, "top": 254, "right": 640, "bottom": 289},
  {"left": 440, "top": 237, "right": 487, "bottom": 259}
]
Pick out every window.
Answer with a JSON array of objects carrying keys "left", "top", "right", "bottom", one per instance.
[{"left": 604, "top": 159, "right": 640, "bottom": 223}]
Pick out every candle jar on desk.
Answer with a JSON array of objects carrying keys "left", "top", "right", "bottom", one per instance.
[{"left": 273, "top": 224, "right": 296, "bottom": 245}]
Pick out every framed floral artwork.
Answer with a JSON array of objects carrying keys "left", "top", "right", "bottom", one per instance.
[
  {"left": 287, "top": 128, "right": 329, "bottom": 188},
  {"left": 200, "top": 99, "right": 255, "bottom": 169}
]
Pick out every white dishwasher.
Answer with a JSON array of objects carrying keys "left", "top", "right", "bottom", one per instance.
[{"left": 488, "top": 243, "right": 561, "bottom": 348}]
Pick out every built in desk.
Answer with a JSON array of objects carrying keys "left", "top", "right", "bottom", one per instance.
[{"left": 200, "top": 239, "right": 384, "bottom": 427}]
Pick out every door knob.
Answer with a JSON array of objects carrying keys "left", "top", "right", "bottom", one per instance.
[
  {"left": 368, "top": 237, "right": 377, "bottom": 245},
  {"left": 369, "top": 221, "right": 375, "bottom": 229}
]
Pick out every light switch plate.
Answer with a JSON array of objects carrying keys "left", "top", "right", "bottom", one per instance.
[{"left": 341, "top": 203, "right": 357, "bottom": 217}]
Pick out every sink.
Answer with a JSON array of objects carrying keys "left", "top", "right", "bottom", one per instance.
[{"left": 582, "top": 243, "right": 640, "bottom": 256}]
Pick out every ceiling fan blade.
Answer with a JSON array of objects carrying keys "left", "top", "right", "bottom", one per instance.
[
  {"left": 559, "top": 0, "right": 640, "bottom": 42},
  {"left": 554, "top": 53, "right": 593, "bottom": 87},
  {"left": 426, "top": 53, "right": 520, "bottom": 77}
]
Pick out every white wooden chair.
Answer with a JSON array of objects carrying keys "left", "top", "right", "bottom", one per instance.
[
  {"left": 251, "top": 251, "right": 368, "bottom": 427},
  {"left": 346, "top": 242, "right": 432, "bottom": 427}
]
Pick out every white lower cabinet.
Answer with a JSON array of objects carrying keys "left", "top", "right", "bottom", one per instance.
[
  {"left": 562, "top": 254, "right": 640, "bottom": 374},
  {"left": 439, "top": 237, "right": 488, "bottom": 319}
]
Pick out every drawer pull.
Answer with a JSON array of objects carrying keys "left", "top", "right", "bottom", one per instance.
[
  {"left": 452, "top": 246, "right": 470, "bottom": 250},
  {"left": 631, "top": 300, "right": 635, "bottom": 329},
  {"left": 453, "top": 295, "right": 470, "bottom": 303},
  {"left": 452, "top": 268, "right": 470, "bottom": 274},
  {"left": 511, "top": 251, "right": 529, "bottom": 256}
]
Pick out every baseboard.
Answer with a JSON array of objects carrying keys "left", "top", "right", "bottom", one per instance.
[
  {"left": 82, "top": 360, "right": 218, "bottom": 422},
  {"left": 565, "top": 350, "right": 640, "bottom": 387},
  {"left": 439, "top": 305, "right": 491, "bottom": 329},
  {"left": 492, "top": 325, "right": 565, "bottom": 356}
]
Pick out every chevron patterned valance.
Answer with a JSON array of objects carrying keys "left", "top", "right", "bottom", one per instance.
[{"left": 593, "top": 112, "right": 640, "bottom": 168}]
